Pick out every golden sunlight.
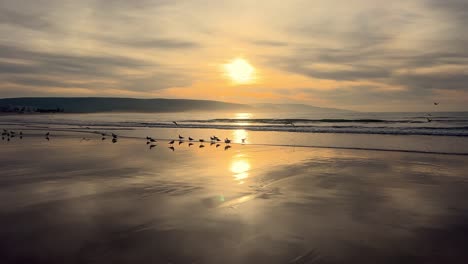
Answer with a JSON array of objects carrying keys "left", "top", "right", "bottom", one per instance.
[{"left": 223, "top": 58, "right": 255, "bottom": 84}]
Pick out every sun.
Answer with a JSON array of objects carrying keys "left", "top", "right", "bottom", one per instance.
[{"left": 223, "top": 58, "right": 255, "bottom": 84}]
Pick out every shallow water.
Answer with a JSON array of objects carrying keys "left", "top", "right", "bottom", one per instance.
[{"left": 1, "top": 134, "right": 468, "bottom": 263}]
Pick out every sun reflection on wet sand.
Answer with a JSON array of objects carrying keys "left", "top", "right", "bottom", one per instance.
[
  {"left": 230, "top": 153, "right": 251, "bottom": 184},
  {"left": 233, "top": 129, "right": 248, "bottom": 144}
]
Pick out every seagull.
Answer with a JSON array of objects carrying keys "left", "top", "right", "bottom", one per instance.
[
  {"left": 434, "top": 102, "right": 439, "bottom": 105},
  {"left": 178, "top": 140, "right": 184, "bottom": 145},
  {"left": 199, "top": 139, "right": 205, "bottom": 142},
  {"left": 241, "top": 138, "right": 246, "bottom": 143},
  {"left": 224, "top": 138, "right": 231, "bottom": 144},
  {"left": 169, "top": 140, "right": 175, "bottom": 144},
  {"left": 149, "top": 138, "right": 157, "bottom": 142},
  {"left": 426, "top": 117, "right": 432, "bottom": 122},
  {"left": 169, "top": 146, "right": 175, "bottom": 151},
  {"left": 214, "top": 136, "right": 221, "bottom": 142},
  {"left": 102, "top": 133, "right": 107, "bottom": 137},
  {"left": 112, "top": 138, "right": 117, "bottom": 143},
  {"left": 216, "top": 144, "right": 220, "bottom": 148},
  {"left": 210, "top": 142, "right": 215, "bottom": 146},
  {"left": 112, "top": 133, "right": 118, "bottom": 138},
  {"left": 102, "top": 137, "right": 106, "bottom": 140},
  {"left": 179, "top": 135, "right": 184, "bottom": 140},
  {"left": 188, "top": 137, "right": 194, "bottom": 141},
  {"left": 199, "top": 144, "right": 205, "bottom": 148},
  {"left": 173, "top": 121, "right": 179, "bottom": 126},
  {"left": 149, "top": 144, "right": 157, "bottom": 149},
  {"left": 45, "top": 132, "right": 50, "bottom": 137},
  {"left": 146, "top": 136, "right": 152, "bottom": 140},
  {"left": 224, "top": 145, "right": 231, "bottom": 151},
  {"left": 189, "top": 143, "right": 194, "bottom": 147}
]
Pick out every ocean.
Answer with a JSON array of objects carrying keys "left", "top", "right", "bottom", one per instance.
[{"left": 1, "top": 111, "right": 468, "bottom": 154}]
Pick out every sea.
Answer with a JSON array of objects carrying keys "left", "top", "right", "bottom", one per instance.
[{"left": 1, "top": 111, "right": 468, "bottom": 155}]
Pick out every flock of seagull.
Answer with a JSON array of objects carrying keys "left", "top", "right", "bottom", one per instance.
[
  {"left": 101, "top": 132, "right": 237, "bottom": 151},
  {"left": 2, "top": 128, "right": 240, "bottom": 152}
]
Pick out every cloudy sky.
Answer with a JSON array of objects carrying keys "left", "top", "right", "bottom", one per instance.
[{"left": 0, "top": 0, "right": 467, "bottom": 111}]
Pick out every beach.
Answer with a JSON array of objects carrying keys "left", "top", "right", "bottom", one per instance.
[{"left": 1, "top": 129, "right": 468, "bottom": 263}]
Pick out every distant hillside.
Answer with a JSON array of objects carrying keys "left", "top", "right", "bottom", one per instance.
[
  {"left": 254, "top": 103, "right": 354, "bottom": 113},
  {"left": 0, "top": 97, "right": 354, "bottom": 113},
  {"left": 0, "top": 97, "right": 250, "bottom": 113}
]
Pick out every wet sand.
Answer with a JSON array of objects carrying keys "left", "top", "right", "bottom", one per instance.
[{"left": 1, "top": 134, "right": 468, "bottom": 263}]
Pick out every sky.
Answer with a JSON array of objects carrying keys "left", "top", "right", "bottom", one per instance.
[{"left": 0, "top": 0, "right": 467, "bottom": 111}]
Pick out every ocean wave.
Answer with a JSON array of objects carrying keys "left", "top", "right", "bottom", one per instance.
[{"left": 3, "top": 118, "right": 468, "bottom": 137}]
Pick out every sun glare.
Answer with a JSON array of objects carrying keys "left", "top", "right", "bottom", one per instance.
[{"left": 223, "top": 58, "right": 255, "bottom": 84}]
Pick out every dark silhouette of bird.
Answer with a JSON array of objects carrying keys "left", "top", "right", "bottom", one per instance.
[
  {"left": 178, "top": 135, "right": 184, "bottom": 140},
  {"left": 45, "top": 132, "right": 50, "bottom": 137},
  {"left": 215, "top": 137, "right": 221, "bottom": 142},
  {"left": 426, "top": 117, "right": 432, "bottom": 122},
  {"left": 101, "top": 133, "right": 107, "bottom": 137},
  {"left": 112, "top": 138, "right": 117, "bottom": 143},
  {"left": 199, "top": 139, "right": 205, "bottom": 142},
  {"left": 224, "top": 145, "right": 231, "bottom": 151},
  {"left": 216, "top": 144, "right": 220, "bottom": 148},
  {"left": 149, "top": 144, "right": 157, "bottom": 149},
  {"left": 112, "top": 133, "right": 117, "bottom": 139},
  {"left": 169, "top": 140, "right": 175, "bottom": 144},
  {"left": 169, "top": 146, "right": 175, "bottom": 151},
  {"left": 199, "top": 144, "right": 205, "bottom": 148},
  {"left": 210, "top": 142, "right": 215, "bottom": 146},
  {"left": 224, "top": 138, "right": 231, "bottom": 144},
  {"left": 173, "top": 121, "right": 179, "bottom": 126},
  {"left": 102, "top": 137, "right": 106, "bottom": 140},
  {"left": 189, "top": 143, "right": 194, "bottom": 147},
  {"left": 45, "top": 137, "right": 49, "bottom": 141},
  {"left": 149, "top": 138, "right": 157, "bottom": 142},
  {"left": 434, "top": 102, "right": 439, "bottom": 105},
  {"left": 188, "top": 137, "right": 194, "bottom": 141},
  {"left": 146, "top": 136, "right": 151, "bottom": 140}
]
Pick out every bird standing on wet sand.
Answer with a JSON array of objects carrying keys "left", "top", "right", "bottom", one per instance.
[
  {"left": 224, "top": 138, "right": 231, "bottom": 144},
  {"left": 241, "top": 138, "right": 246, "bottom": 143},
  {"left": 189, "top": 143, "right": 194, "bottom": 147},
  {"left": 112, "top": 133, "right": 118, "bottom": 139},
  {"left": 169, "top": 140, "right": 175, "bottom": 144},
  {"left": 188, "top": 137, "right": 194, "bottom": 141},
  {"left": 169, "top": 146, "right": 175, "bottom": 151},
  {"left": 224, "top": 145, "right": 231, "bottom": 150},
  {"left": 179, "top": 134, "right": 184, "bottom": 140},
  {"left": 45, "top": 132, "right": 50, "bottom": 137},
  {"left": 149, "top": 144, "right": 157, "bottom": 149},
  {"left": 199, "top": 139, "right": 205, "bottom": 142},
  {"left": 434, "top": 102, "right": 439, "bottom": 105}
]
